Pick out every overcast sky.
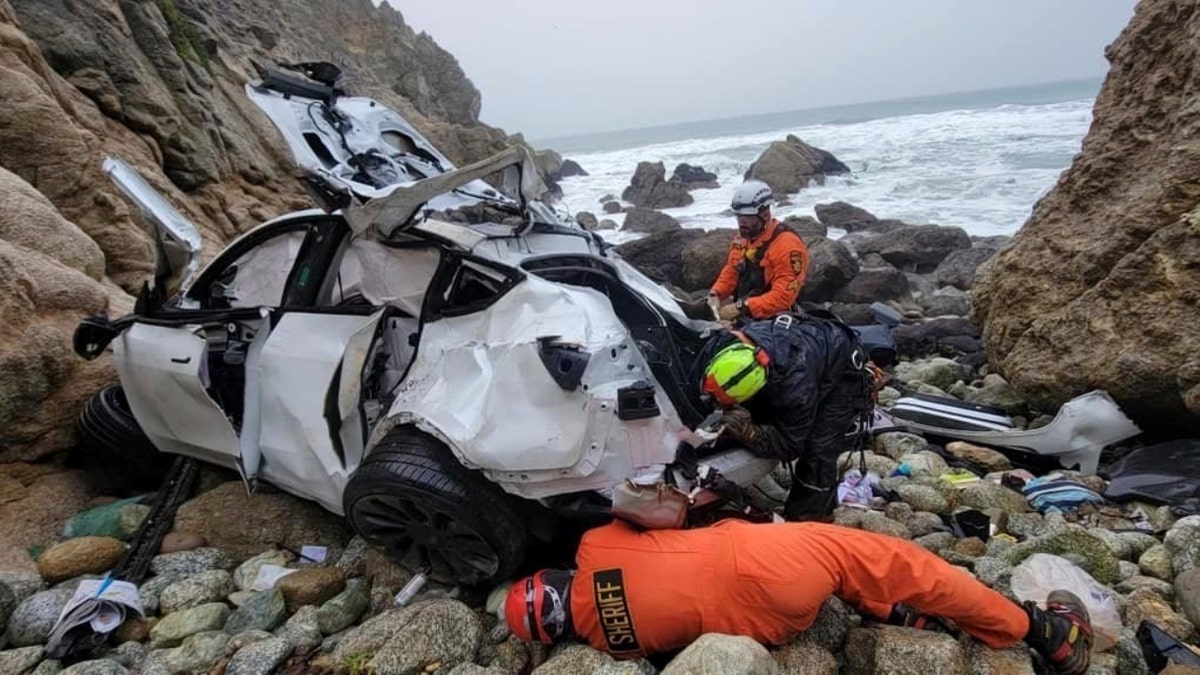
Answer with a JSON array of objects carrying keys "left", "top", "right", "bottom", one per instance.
[{"left": 392, "top": 1, "right": 1138, "bottom": 140}]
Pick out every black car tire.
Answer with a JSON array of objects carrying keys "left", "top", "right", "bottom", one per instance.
[
  {"left": 77, "top": 385, "right": 173, "bottom": 494},
  {"left": 343, "top": 427, "right": 527, "bottom": 586}
]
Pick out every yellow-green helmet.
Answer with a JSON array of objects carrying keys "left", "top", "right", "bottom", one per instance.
[{"left": 701, "top": 342, "right": 769, "bottom": 407}]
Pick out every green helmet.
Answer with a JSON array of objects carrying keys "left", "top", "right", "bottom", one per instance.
[{"left": 701, "top": 342, "right": 768, "bottom": 406}]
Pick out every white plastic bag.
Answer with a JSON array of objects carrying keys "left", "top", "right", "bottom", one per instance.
[{"left": 1010, "top": 553, "right": 1121, "bottom": 652}]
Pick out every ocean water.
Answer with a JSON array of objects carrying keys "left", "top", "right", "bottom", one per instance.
[{"left": 544, "top": 79, "right": 1100, "bottom": 243}]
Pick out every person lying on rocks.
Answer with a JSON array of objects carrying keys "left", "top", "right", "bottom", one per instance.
[
  {"left": 503, "top": 518, "right": 1093, "bottom": 675},
  {"left": 708, "top": 179, "right": 809, "bottom": 323},
  {"left": 696, "top": 310, "right": 874, "bottom": 521}
]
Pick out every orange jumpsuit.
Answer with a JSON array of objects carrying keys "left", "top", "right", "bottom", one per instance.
[
  {"left": 569, "top": 519, "right": 1028, "bottom": 658},
  {"left": 710, "top": 219, "right": 809, "bottom": 319}
]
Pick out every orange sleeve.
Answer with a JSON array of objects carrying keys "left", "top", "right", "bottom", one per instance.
[
  {"left": 709, "top": 240, "right": 741, "bottom": 300},
  {"left": 745, "top": 232, "right": 808, "bottom": 318}
]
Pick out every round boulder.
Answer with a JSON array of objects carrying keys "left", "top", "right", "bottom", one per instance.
[
  {"left": 746, "top": 135, "right": 850, "bottom": 195},
  {"left": 814, "top": 202, "right": 879, "bottom": 232},
  {"left": 799, "top": 237, "right": 860, "bottom": 302},
  {"left": 855, "top": 225, "right": 972, "bottom": 273},
  {"left": 622, "top": 207, "right": 682, "bottom": 235},
  {"left": 622, "top": 161, "right": 693, "bottom": 209},
  {"left": 935, "top": 247, "right": 999, "bottom": 290},
  {"left": 36, "top": 536, "right": 125, "bottom": 583}
]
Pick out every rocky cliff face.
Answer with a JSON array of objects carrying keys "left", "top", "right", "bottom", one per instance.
[
  {"left": 0, "top": 0, "right": 523, "bottom": 461},
  {"left": 972, "top": 0, "right": 1200, "bottom": 432}
]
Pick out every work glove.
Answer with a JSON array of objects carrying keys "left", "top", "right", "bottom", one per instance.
[
  {"left": 721, "top": 406, "right": 760, "bottom": 447},
  {"left": 717, "top": 302, "right": 742, "bottom": 322}
]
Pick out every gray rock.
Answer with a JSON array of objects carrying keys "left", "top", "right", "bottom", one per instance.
[
  {"left": 1116, "top": 576, "right": 1175, "bottom": 601},
  {"left": 814, "top": 202, "right": 878, "bottom": 232},
  {"left": 103, "top": 642, "right": 146, "bottom": 670},
  {"left": 1164, "top": 515, "right": 1200, "bottom": 575},
  {"left": 935, "top": 247, "right": 999, "bottom": 291},
  {"left": 844, "top": 626, "right": 966, "bottom": 674},
  {"left": 60, "top": 661, "right": 128, "bottom": 675},
  {"left": 855, "top": 224, "right": 971, "bottom": 273},
  {"left": 773, "top": 643, "right": 837, "bottom": 675},
  {"left": 159, "top": 569, "right": 234, "bottom": 614},
  {"left": 228, "top": 590, "right": 257, "bottom": 607},
  {"left": 225, "top": 589, "right": 287, "bottom": 635},
  {"left": 531, "top": 644, "right": 617, "bottom": 675},
  {"left": 278, "top": 605, "right": 322, "bottom": 651},
  {"left": 1115, "top": 627, "right": 1151, "bottom": 675},
  {"left": 29, "top": 660, "right": 62, "bottom": 675},
  {"left": 877, "top": 387, "right": 901, "bottom": 408},
  {"left": 895, "top": 484, "right": 950, "bottom": 515},
  {"left": 136, "top": 654, "right": 169, "bottom": 675},
  {"left": 985, "top": 536, "right": 1016, "bottom": 559},
  {"left": 150, "top": 602, "right": 231, "bottom": 648},
  {"left": 921, "top": 286, "right": 970, "bottom": 318},
  {"left": 892, "top": 357, "right": 974, "bottom": 391},
  {"left": 1175, "top": 568, "right": 1200, "bottom": 631},
  {"left": 961, "top": 374, "right": 1027, "bottom": 416},
  {"left": 1118, "top": 561, "right": 1140, "bottom": 581},
  {"left": 965, "top": 642, "right": 1034, "bottom": 674},
  {"left": 1123, "top": 587, "right": 1195, "bottom": 641},
  {"left": 317, "top": 578, "right": 370, "bottom": 635},
  {"left": 914, "top": 532, "right": 956, "bottom": 553},
  {"left": 8, "top": 586, "right": 75, "bottom": 647},
  {"left": 895, "top": 452, "right": 950, "bottom": 479},
  {"left": 623, "top": 207, "right": 681, "bottom": 235},
  {"left": 0, "top": 646, "right": 45, "bottom": 675},
  {"left": 224, "top": 629, "right": 273, "bottom": 656},
  {"left": 1004, "top": 527, "right": 1121, "bottom": 584},
  {"left": 973, "top": 557, "right": 1013, "bottom": 592},
  {"left": 232, "top": 550, "right": 294, "bottom": 591},
  {"left": 335, "top": 536, "right": 370, "bottom": 578},
  {"left": 0, "top": 571, "right": 45, "bottom": 604},
  {"left": 447, "top": 666, "right": 505, "bottom": 675},
  {"left": 1005, "top": 513, "right": 1045, "bottom": 539},
  {"left": 0, "top": 581, "right": 15, "bottom": 637},
  {"left": 836, "top": 451, "right": 899, "bottom": 478},
  {"left": 138, "top": 574, "right": 180, "bottom": 615},
  {"left": 833, "top": 507, "right": 865, "bottom": 529},
  {"left": 874, "top": 432, "right": 929, "bottom": 461},
  {"left": 1120, "top": 532, "right": 1161, "bottom": 560},
  {"left": 1089, "top": 528, "right": 1134, "bottom": 561},
  {"left": 904, "top": 512, "right": 945, "bottom": 538},
  {"left": 793, "top": 597, "right": 856, "bottom": 652},
  {"left": 860, "top": 512, "right": 913, "bottom": 540},
  {"left": 225, "top": 636, "right": 295, "bottom": 675},
  {"left": 367, "top": 600, "right": 483, "bottom": 675},
  {"left": 959, "top": 482, "right": 1030, "bottom": 515},
  {"left": 159, "top": 630, "right": 230, "bottom": 674},
  {"left": 662, "top": 634, "right": 780, "bottom": 675},
  {"left": 149, "top": 548, "right": 233, "bottom": 578}
]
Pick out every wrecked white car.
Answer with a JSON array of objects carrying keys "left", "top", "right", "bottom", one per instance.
[{"left": 73, "top": 63, "right": 777, "bottom": 585}]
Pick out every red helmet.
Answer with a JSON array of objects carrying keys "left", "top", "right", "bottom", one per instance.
[{"left": 504, "top": 569, "right": 573, "bottom": 644}]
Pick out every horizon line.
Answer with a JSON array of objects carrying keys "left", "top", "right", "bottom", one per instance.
[{"left": 529, "top": 75, "right": 1102, "bottom": 146}]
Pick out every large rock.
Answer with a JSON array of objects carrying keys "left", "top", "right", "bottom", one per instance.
[
  {"left": 225, "top": 636, "right": 294, "bottom": 675},
  {"left": 891, "top": 318, "right": 982, "bottom": 360},
  {"left": 892, "top": 357, "right": 975, "bottom": 390},
  {"left": 276, "top": 566, "right": 345, "bottom": 614},
  {"left": 920, "top": 287, "right": 971, "bottom": 318},
  {"left": 616, "top": 228, "right": 707, "bottom": 288},
  {"left": 844, "top": 626, "right": 966, "bottom": 675},
  {"left": 316, "top": 578, "right": 370, "bottom": 635},
  {"left": 172, "top": 482, "right": 351, "bottom": 560},
  {"left": 531, "top": 644, "right": 624, "bottom": 675},
  {"left": 0, "top": 646, "right": 43, "bottom": 675},
  {"left": 159, "top": 569, "right": 233, "bottom": 614},
  {"left": 149, "top": 602, "right": 231, "bottom": 648},
  {"left": 332, "top": 600, "right": 483, "bottom": 675},
  {"left": 970, "top": 0, "right": 1200, "bottom": 432},
  {"left": 1176, "top": 568, "right": 1200, "bottom": 631},
  {"left": 935, "top": 247, "right": 999, "bottom": 290},
  {"left": 622, "top": 161, "right": 694, "bottom": 209},
  {"left": 966, "top": 642, "right": 1034, "bottom": 674},
  {"left": 158, "top": 630, "right": 230, "bottom": 675},
  {"left": 662, "top": 634, "right": 780, "bottom": 674},
  {"left": 814, "top": 202, "right": 878, "bottom": 232},
  {"left": 959, "top": 482, "right": 1030, "bottom": 515},
  {"left": 224, "top": 589, "right": 287, "bottom": 635},
  {"left": 855, "top": 225, "right": 972, "bottom": 273},
  {"left": 1123, "top": 587, "right": 1196, "bottom": 641},
  {"left": 1165, "top": 516, "right": 1200, "bottom": 575},
  {"left": 681, "top": 229, "right": 738, "bottom": 291},
  {"left": 1004, "top": 528, "right": 1121, "bottom": 584},
  {"left": 622, "top": 207, "right": 683, "bottom": 235},
  {"left": 832, "top": 266, "right": 910, "bottom": 304},
  {"left": 798, "top": 237, "right": 859, "bottom": 303},
  {"left": 747, "top": 135, "right": 850, "bottom": 195},
  {"left": 782, "top": 215, "right": 827, "bottom": 240},
  {"left": 672, "top": 163, "right": 719, "bottom": 190},
  {"left": 945, "top": 442, "right": 1012, "bottom": 473},
  {"left": 773, "top": 643, "right": 837, "bottom": 675},
  {"left": 8, "top": 586, "right": 75, "bottom": 646}
]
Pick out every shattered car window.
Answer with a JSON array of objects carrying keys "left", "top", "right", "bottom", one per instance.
[
  {"left": 327, "top": 240, "right": 440, "bottom": 316},
  {"left": 212, "top": 230, "right": 306, "bottom": 308}
]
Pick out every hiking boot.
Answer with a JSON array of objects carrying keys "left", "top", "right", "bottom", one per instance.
[{"left": 1024, "top": 590, "right": 1093, "bottom": 675}]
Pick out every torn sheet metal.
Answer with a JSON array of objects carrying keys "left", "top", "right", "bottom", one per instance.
[
  {"left": 237, "top": 308, "right": 273, "bottom": 485},
  {"left": 332, "top": 241, "right": 440, "bottom": 314},
  {"left": 256, "top": 311, "right": 382, "bottom": 513},
  {"left": 889, "top": 390, "right": 1141, "bottom": 475},
  {"left": 114, "top": 323, "right": 241, "bottom": 468}
]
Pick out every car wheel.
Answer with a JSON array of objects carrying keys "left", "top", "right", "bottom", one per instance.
[
  {"left": 343, "top": 428, "right": 527, "bottom": 586},
  {"left": 77, "top": 385, "right": 173, "bottom": 494}
]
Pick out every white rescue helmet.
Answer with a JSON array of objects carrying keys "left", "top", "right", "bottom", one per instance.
[{"left": 730, "top": 180, "right": 774, "bottom": 216}]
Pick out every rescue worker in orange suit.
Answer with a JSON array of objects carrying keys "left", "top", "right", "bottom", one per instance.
[
  {"left": 709, "top": 179, "right": 809, "bottom": 322},
  {"left": 695, "top": 312, "right": 871, "bottom": 520},
  {"left": 504, "top": 518, "right": 1093, "bottom": 675}
]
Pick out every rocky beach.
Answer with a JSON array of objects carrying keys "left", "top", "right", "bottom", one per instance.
[{"left": 0, "top": 0, "right": 1198, "bottom": 673}]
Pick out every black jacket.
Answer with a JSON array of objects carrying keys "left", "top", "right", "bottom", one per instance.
[{"left": 698, "top": 314, "right": 862, "bottom": 461}]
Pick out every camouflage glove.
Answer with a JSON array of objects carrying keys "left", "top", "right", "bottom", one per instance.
[{"left": 721, "top": 406, "right": 760, "bottom": 447}]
